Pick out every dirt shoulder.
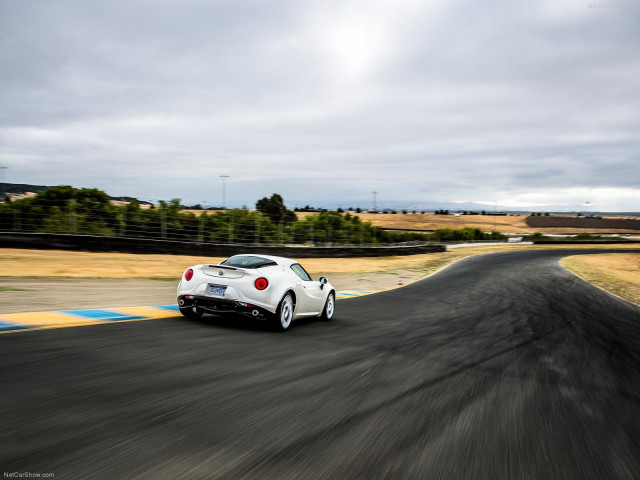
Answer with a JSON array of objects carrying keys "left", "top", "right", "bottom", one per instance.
[
  {"left": 561, "top": 253, "right": 640, "bottom": 307},
  {"left": 0, "top": 278, "right": 179, "bottom": 314}
]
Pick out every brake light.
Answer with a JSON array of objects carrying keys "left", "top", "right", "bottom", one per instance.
[
  {"left": 255, "top": 277, "right": 268, "bottom": 290},
  {"left": 184, "top": 268, "right": 194, "bottom": 281}
]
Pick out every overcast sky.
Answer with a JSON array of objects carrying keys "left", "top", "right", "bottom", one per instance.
[{"left": 1, "top": 0, "right": 639, "bottom": 211}]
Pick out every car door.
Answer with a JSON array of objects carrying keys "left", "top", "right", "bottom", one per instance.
[
  {"left": 290, "top": 263, "right": 324, "bottom": 315},
  {"left": 302, "top": 280, "right": 325, "bottom": 314}
]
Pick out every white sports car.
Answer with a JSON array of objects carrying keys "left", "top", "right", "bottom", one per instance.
[{"left": 177, "top": 254, "right": 336, "bottom": 331}]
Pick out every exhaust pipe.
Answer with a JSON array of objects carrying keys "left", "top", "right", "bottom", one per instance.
[
  {"left": 252, "top": 309, "right": 260, "bottom": 317},
  {"left": 178, "top": 298, "right": 185, "bottom": 307}
]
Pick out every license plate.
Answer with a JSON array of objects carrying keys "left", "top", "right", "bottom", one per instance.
[{"left": 209, "top": 285, "right": 227, "bottom": 297}]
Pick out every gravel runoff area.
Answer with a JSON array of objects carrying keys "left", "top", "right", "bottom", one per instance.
[
  {"left": 0, "top": 278, "right": 180, "bottom": 314},
  {"left": 0, "top": 272, "right": 409, "bottom": 315}
]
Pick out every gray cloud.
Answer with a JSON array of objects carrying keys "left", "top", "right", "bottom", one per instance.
[{"left": 1, "top": 0, "right": 639, "bottom": 211}]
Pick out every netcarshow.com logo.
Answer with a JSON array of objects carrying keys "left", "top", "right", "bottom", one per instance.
[{"left": 4, "top": 473, "right": 54, "bottom": 479}]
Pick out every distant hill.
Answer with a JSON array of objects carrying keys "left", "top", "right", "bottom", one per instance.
[
  {"left": 3, "top": 183, "right": 153, "bottom": 206},
  {"left": 292, "top": 198, "right": 619, "bottom": 214},
  {"left": 4, "top": 183, "right": 50, "bottom": 194}
]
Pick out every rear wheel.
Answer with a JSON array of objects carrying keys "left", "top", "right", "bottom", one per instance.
[
  {"left": 273, "top": 293, "right": 294, "bottom": 331},
  {"left": 180, "top": 306, "right": 203, "bottom": 319},
  {"left": 321, "top": 292, "right": 335, "bottom": 321}
]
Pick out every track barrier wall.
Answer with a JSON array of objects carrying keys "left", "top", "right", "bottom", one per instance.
[{"left": 0, "top": 232, "right": 446, "bottom": 258}]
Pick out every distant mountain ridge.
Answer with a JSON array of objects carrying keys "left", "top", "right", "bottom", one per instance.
[
  {"left": 4, "top": 183, "right": 50, "bottom": 194},
  {"left": 299, "top": 199, "right": 633, "bottom": 215},
  {"left": 2, "top": 183, "right": 153, "bottom": 205}
]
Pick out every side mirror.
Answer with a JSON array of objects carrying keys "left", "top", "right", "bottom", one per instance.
[{"left": 319, "top": 276, "right": 327, "bottom": 289}]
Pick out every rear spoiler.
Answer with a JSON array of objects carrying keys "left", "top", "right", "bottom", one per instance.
[{"left": 209, "top": 264, "right": 238, "bottom": 270}]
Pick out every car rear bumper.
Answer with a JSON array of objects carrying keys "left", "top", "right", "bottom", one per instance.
[{"left": 178, "top": 295, "right": 271, "bottom": 319}]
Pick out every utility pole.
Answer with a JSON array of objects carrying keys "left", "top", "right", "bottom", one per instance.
[
  {"left": 372, "top": 191, "right": 378, "bottom": 212},
  {"left": 220, "top": 175, "right": 229, "bottom": 209},
  {"left": 493, "top": 200, "right": 497, "bottom": 231},
  {"left": 0, "top": 166, "right": 8, "bottom": 201},
  {"left": 584, "top": 201, "right": 590, "bottom": 233}
]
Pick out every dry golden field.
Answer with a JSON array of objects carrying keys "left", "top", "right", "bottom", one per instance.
[
  {"left": 296, "top": 211, "right": 533, "bottom": 233},
  {"left": 1, "top": 244, "right": 634, "bottom": 279},
  {"left": 294, "top": 212, "right": 640, "bottom": 235},
  {"left": 561, "top": 253, "right": 640, "bottom": 306}
]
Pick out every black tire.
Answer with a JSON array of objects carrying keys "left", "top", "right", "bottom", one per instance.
[
  {"left": 272, "top": 293, "right": 294, "bottom": 331},
  {"left": 179, "top": 306, "right": 203, "bottom": 319},
  {"left": 321, "top": 292, "right": 335, "bottom": 321}
]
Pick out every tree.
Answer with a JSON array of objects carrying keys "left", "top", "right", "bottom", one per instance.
[{"left": 256, "top": 194, "right": 297, "bottom": 224}]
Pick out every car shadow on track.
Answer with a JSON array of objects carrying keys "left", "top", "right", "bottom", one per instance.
[{"left": 177, "top": 313, "right": 325, "bottom": 333}]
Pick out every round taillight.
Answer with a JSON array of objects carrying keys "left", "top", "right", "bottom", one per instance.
[
  {"left": 184, "top": 268, "right": 194, "bottom": 281},
  {"left": 255, "top": 277, "right": 268, "bottom": 290}
]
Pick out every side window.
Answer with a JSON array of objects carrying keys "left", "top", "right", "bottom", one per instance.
[{"left": 290, "top": 264, "right": 312, "bottom": 281}]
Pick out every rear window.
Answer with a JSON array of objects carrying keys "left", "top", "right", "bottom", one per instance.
[{"left": 220, "top": 255, "right": 277, "bottom": 269}]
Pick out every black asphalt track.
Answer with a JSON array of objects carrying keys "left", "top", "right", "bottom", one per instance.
[{"left": 1, "top": 249, "right": 640, "bottom": 479}]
